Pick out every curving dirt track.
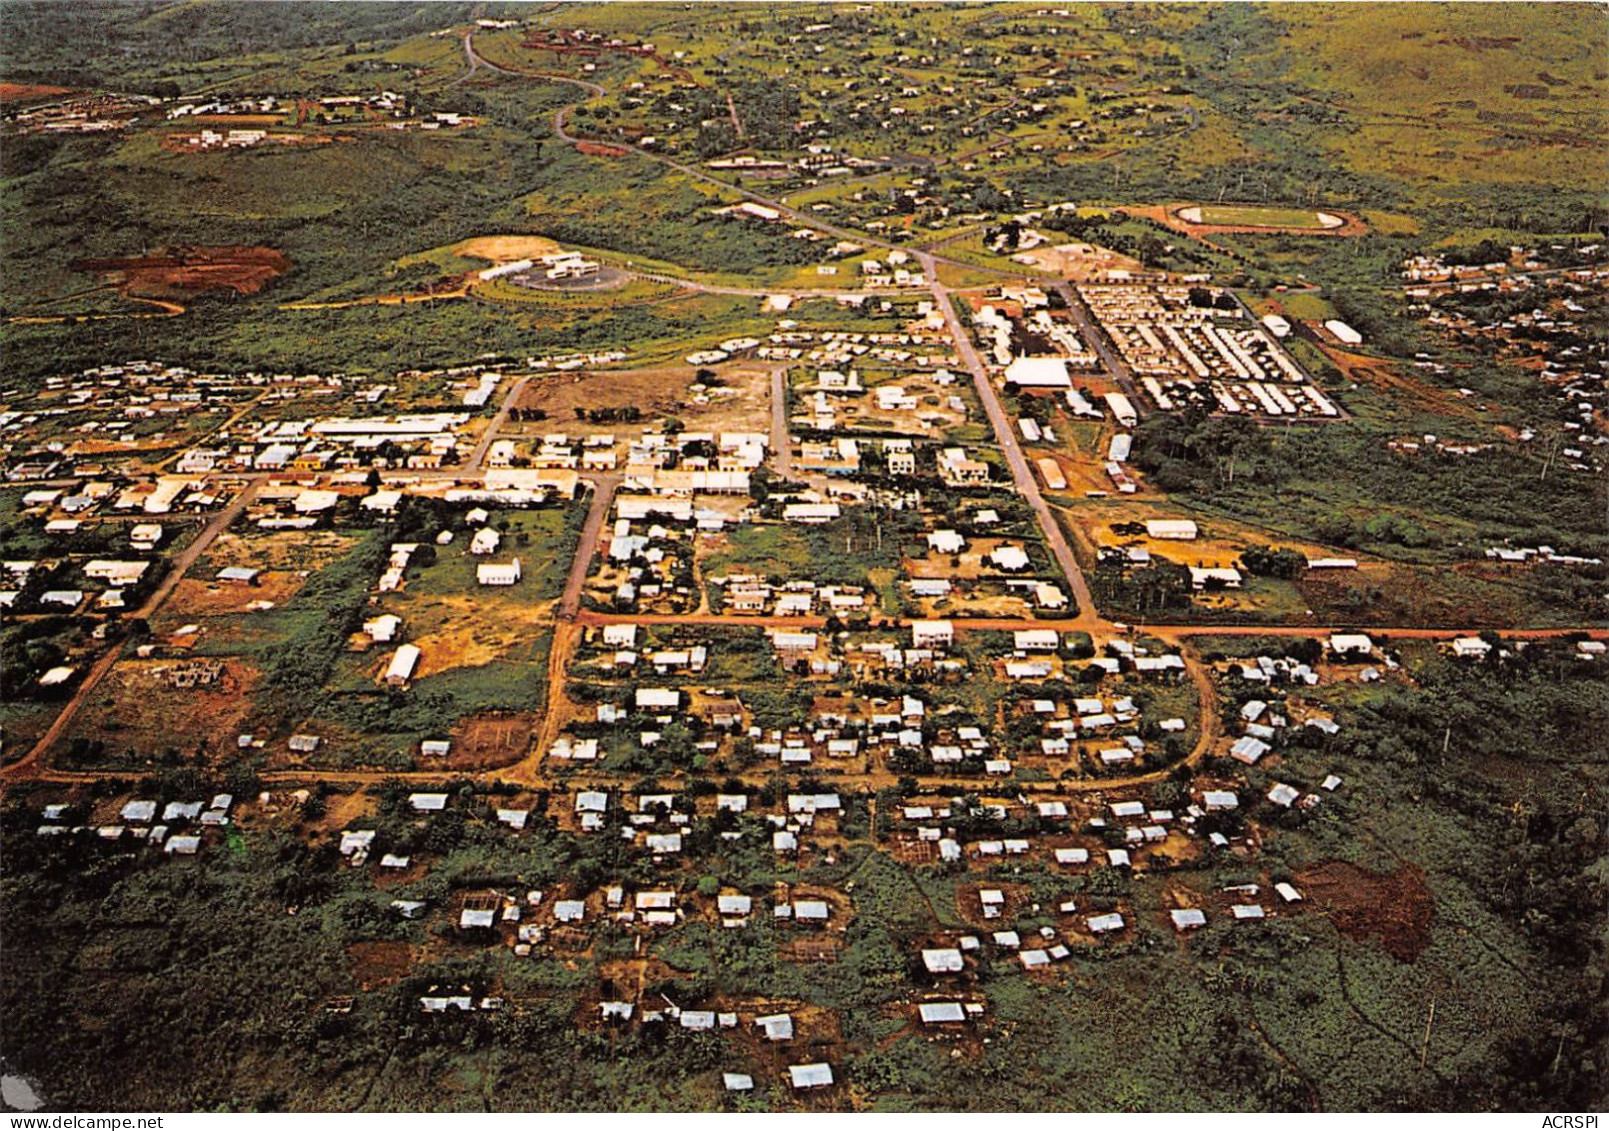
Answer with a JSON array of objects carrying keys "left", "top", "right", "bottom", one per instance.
[{"left": 1142, "top": 202, "right": 1369, "bottom": 240}]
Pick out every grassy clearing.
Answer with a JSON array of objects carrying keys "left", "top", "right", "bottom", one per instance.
[{"left": 1197, "top": 204, "right": 1333, "bottom": 229}]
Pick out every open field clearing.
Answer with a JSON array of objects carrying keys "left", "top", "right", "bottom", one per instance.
[
  {"left": 516, "top": 362, "right": 772, "bottom": 435},
  {"left": 56, "top": 656, "right": 264, "bottom": 771},
  {"left": 1189, "top": 205, "right": 1343, "bottom": 230}
]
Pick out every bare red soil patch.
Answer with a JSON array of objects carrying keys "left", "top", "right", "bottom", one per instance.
[
  {"left": 1312, "top": 341, "right": 1479, "bottom": 419},
  {"left": 0, "top": 82, "right": 73, "bottom": 103},
  {"left": 347, "top": 940, "right": 414, "bottom": 990},
  {"left": 71, "top": 245, "right": 291, "bottom": 302},
  {"left": 575, "top": 140, "right": 630, "bottom": 158},
  {"left": 446, "top": 711, "right": 534, "bottom": 770},
  {"left": 1297, "top": 861, "right": 1435, "bottom": 962}
]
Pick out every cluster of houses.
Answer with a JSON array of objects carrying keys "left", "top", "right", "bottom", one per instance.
[
  {"left": 0, "top": 357, "right": 628, "bottom": 487},
  {"left": 521, "top": 348, "right": 630, "bottom": 372},
  {"left": 563, "top": 788, "right": 845, "bottom": 862},
  {"left": 919, "top": 910, "right": 1097, "bottom": 974},
  {"left": 1398, "top": 243, "right": 1596, "bottom": 290},
  {"left": 237, "top": 412, "right": 473, "bottom": 475},
  {"left": 974, "top": 290, "right": 1100, "bottom": 374},
  {"left": 35, "top": 792, "right": 235, "bottom": 857},
  {"left": 164, "top": 91, "right": 442, "bottom": 125},
  {"left": 987, "top": 634, "right": 1188, "bottom": 770},
  {"left": 175, "top": 127, "right": 281, "bottom": 150},
  {"left": 5, "top": 91, "right": 155, "bottom": 136},
  {"left": 597, "top": 496, "right": 715, "bottom": 612},
  {"left": 3, "top": 550, "right": 158, "bottom": 614},
  {"left": 757, "top": 320, "right": 955, "bottom": 369},
  {"left": 1441, "top": 633, "right": 1605, "bottom": 664},
  {"left": 162, "top": 90, "right": 478, "bottom": 149},
  {"left": 487, "top": 432, "right": 621, "bottom": 473},
  {"left": 770, "top": 313, "right": 967, "bottom": 440},
  {"left": 1405, "top": 250, "right": 1607, "bottom": 468},
  {"left": 293, "top": 752, "right": 1315, "bottom": 956},
  {"left": 24, "top": 600, "right": 1376, "bottom": 1086},
  {"left": 1010, "top": 680, "right": 1186, "bottom": 774},
  {"left": 4, "top": 434, "right": 223, "bottom": 613},
  {"left": 616, "top": 430, "right": 768, "bottom": 484},
  {"left": 610, "top": 9, "right": 1173, "bottom": 175},
  {"left": 855, "top": 255, "right": 928, "bottom": 289},
  {"left": 714, "top": 576, "right": 874, "bottom": 617},
  {"left": 1482, "top": 543, "right": 1603, "bottom": 568},
  {"left": 797, "top": 363, "right": 968, "bottom": 439},
  {"left": 705, "top": 143, "right": 884, "bottom": 185},
  {"left": 1211, "top": 650, "right": 1352, "bottom": 816},
  {"left": 914, "top": 524, "right": 1069, "bottom": 600},
  {"left": 2, "top": 361, "right": 275, "bottom": 480},
  {"left": 1386, "top": 433, "right": 1496, "bottom": 460},
  {"left": 904, "top": 797, "right": 1307, "bottom": 967},
  {"left": 555, "top": 617, "right": 1203, "bottom": 777}
]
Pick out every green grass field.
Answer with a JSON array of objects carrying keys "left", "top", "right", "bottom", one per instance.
[{"left": 1196, "top": 204, "right": 1336, "bottom": 229}]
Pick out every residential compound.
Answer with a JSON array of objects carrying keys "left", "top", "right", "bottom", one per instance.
[{"left": 1075, "top": 283, "right": 1339, "bottom": 419}]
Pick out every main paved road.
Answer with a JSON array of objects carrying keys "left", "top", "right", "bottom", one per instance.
[
  {"left": 1048, "top": 278, "right": 1148, "bottom": 411},
  {"left": 559, "top": 474, "right": 619, "bottom": 620},
  {"left": 921, "top": 251, "right": 1099, "bottom": 626},
  {"left": 464, "top": 373, "right": 535, "bottom": 474}
]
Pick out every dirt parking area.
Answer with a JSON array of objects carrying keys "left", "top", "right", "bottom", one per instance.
[{"left": 1018, "top": 241, "right": 1144, "bottom": 281}]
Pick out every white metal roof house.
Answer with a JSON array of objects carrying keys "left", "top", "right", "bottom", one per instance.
[
  {"left": 788, "top": 1063, "right": 834, "bottom": 1090},
  {"left": 1170, "top": 908, "right": 1207, "bottom": 931},
  {"left": 918, "top": 1002, "right": 967, "bottom": 1024},
  {"left": 385, "top": 644, "right": 421, "bottom": 687},
  {"left": 476, "top": 558, "right": 522, "bottom": 586}
]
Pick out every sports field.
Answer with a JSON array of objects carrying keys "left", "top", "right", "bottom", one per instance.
[{"left": 1186, "top": 204, "right": 1343, "bottom": 229}]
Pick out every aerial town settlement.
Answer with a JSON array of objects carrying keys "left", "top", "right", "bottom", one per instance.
[{"left": 0, "top": 1, "right": 1605, "bottom": 1115}]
